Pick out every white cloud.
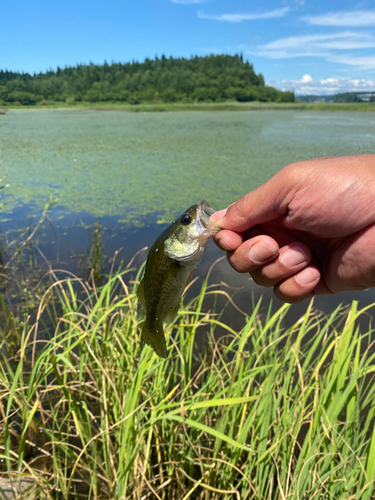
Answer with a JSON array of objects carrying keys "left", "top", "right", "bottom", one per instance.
[
  {"left": 328, "top": 55, "right": 375, "bottom": 69},
  {"left": 251, "top": 31, "right": 375, "bottom": 59},
  {"left": 267, "top": 75, "right": 375, "bottom": 95},
  {"left": 197, "top": 7, "right": 290, "bottom": 23},
  {"left": 304, "top": 10, "right": 375, "bottom": 27},
  {"left": 171, "top": 0, "right": 205, "bottom": 4}
]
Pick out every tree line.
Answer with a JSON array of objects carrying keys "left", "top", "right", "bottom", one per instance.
[{"left": 0, "top": 54, "right": 294, "bottom": 105}]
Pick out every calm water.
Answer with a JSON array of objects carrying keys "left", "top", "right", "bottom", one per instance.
[{"left": 1, "top": 109, "right": 375, "bottom": 328}]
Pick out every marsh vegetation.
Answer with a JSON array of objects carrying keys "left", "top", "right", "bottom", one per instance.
[{"left": 1, "top": 255, "right": 375, "bottom": 499}]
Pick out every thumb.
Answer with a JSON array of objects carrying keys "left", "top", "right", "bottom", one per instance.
[{"left": 211, "top": 174, "right": 288, "bottom": 232}]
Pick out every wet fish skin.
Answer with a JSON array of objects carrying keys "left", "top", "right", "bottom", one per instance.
[{"left": 137, "top": 200, "right": 220, "bottom": 358}]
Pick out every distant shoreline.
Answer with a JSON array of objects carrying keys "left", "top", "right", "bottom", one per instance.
[{"left": 2, "top": 101, "right": 375, "bottom": 112}]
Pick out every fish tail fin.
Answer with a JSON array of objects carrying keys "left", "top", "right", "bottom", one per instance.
[{"left": 141, "top": 322, "right": 168, "bottom": 359}]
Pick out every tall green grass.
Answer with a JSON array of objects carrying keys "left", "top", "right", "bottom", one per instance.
[{"left": 0, "top": 263, "right": 375, "bottom": 499}]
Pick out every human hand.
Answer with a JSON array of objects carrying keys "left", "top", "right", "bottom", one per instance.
[{"left": 211, "top": 155, "right": 375, "bottom": 303}]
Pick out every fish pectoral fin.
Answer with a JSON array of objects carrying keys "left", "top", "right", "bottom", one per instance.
[
  {"left": 165, "top": 301, "right": 181, "bottom": 325},
  {"left": 165, "top": 271, "right": 194, "bottom": 324},
  {"left": 141, "top": 322, "right": 168, "bottom": 359},
  {"left": 137, "top": 277, "right": 146, "bottom": 307},
  {"left": 186, "top": 270, "right": 195, "bottom": 286}
]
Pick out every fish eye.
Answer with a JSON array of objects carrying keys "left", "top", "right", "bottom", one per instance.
[{"left": 181, "top": 213, "right": 192, "bottom": 226}]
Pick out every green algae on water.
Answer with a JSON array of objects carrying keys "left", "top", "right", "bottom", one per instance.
[{"left": 1, "top": 109, "right": 375, "bottom": 227}]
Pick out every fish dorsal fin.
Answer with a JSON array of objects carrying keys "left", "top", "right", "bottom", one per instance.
[{"left": 137, "top": 277, "right": 146, "bottom": 307}]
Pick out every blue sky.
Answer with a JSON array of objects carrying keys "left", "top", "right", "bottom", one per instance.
[{"left": 2, "top": 0, "right": 375, "bottom": 95}]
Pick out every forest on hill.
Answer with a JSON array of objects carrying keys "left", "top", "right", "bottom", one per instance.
[
  {"left": 299, "top": 91, "right": 375, "bottom": 103},
  {"left": 0, "top": 54, "right": 294, "bottom": 105}
]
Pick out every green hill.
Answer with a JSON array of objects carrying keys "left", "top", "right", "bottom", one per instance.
[
  {"left": 0, "top": 54, "right": 294, "bottom": 105},
  {"left": 298, "top": 91, "right": 375, "bottom": 103}
]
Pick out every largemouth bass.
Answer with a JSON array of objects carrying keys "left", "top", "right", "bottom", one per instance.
[{"left": 137, "top": 200, "right": 220, "bottom": 358}]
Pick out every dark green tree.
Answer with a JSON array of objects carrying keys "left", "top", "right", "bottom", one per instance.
[{"left": 0, "top": 54, "right": 295, "bottom": 105}]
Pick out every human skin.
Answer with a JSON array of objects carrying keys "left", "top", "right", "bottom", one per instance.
[{"left": 210, "top": 155, "right": 375, "bottom": 303}]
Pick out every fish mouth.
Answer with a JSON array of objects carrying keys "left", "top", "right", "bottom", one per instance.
[
  {"left": 197, "top": 200, "right": 221, "bottom": 236},
  {"left": 199, "top": 200, "right": 216, "bottom": 222}
]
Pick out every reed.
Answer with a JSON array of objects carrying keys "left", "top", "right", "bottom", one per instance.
[
  {"left": 0, "top": 263, "right": 374, "bottom": 499},
  {"left": 87, "top": 221, "right": 104, "bottom": 283}
]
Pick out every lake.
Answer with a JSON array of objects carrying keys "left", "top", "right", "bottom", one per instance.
[{"left": 1, "top": 108, "right": 375, "bottom": 329}]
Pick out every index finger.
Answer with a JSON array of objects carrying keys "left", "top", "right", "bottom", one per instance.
[{"left": 210, "top": 170, "right": 291, "bottom": 232}]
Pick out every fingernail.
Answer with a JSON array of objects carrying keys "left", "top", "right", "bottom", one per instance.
[
  {"left": 210, "top": 208, "right": 227, "bottom": 225},
  {"left": 248, "top": 240, "right": 277, "bottom": 264},
  {"left": 295, "top": 267, "right": 320, "bottom": 286},
  {"left": 280, "top": 244, "right": 308, "bottom": 268}
]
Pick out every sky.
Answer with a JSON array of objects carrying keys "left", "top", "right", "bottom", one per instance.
[{"left": 2, "top": 0, "right": 375, "bottom": 95}]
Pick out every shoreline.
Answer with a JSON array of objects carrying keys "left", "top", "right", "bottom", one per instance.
[{"left": 2, "top": 101, "right": 375, "bottom": 112}]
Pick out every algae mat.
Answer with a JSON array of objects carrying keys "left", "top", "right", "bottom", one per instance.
[{"left": 1, "top": 109, "right": 375, "bottom": 226}]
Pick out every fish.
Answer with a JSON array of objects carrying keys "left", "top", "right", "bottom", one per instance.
[{"left": 137, "top": 200, "right": 220, "bottom": 358}]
